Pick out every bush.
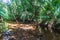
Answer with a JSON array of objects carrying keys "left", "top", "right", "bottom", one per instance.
[{"left": 0, "top": 0, "right": 60, "bottom": 22}]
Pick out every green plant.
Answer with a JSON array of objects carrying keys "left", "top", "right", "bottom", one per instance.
[
  {"left": 0, "top": 22, "right": 8, "bottom": 33},
  {"left": 0, "top": 0, "right": 60, "bottom": 22},
  {"left": 0, "top": 2, "right": 9, "bottom": 20}
]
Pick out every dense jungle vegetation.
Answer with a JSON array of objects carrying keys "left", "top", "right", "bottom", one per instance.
[{"left": 0, "top": 0, "right": 60, "bottom": 40}]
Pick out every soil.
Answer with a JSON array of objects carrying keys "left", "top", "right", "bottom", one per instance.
[{"left": 0, "top": 21, "right": 60, "bottom": 40}]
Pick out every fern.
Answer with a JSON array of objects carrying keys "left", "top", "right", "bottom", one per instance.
[
  {"left": 0, "top": 3, "right": 9, "bottom": 20},
  {"left": 0, "top": 0, "right": 60, "bottom": 22}
]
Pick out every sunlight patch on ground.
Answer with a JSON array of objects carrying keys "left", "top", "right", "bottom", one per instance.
[
  {"left": 8, "top": 23, "right": 36, "bottom": 30},
  {"left": 20, "top": 26, "right": 35, "bottom": 30}
]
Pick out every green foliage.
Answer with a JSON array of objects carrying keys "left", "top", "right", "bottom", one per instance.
[
  {"left": 0, "top": 22, "right": 8, "bottom": 33},
  {"left": 0, "top": 0, "right": 60, "bottom": 34},
  {"left": 0, "top": 2, "right": 9, "bottom": 20},
  {"left": 0, "top": 0, "right": 60, "bottom": 22}
]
